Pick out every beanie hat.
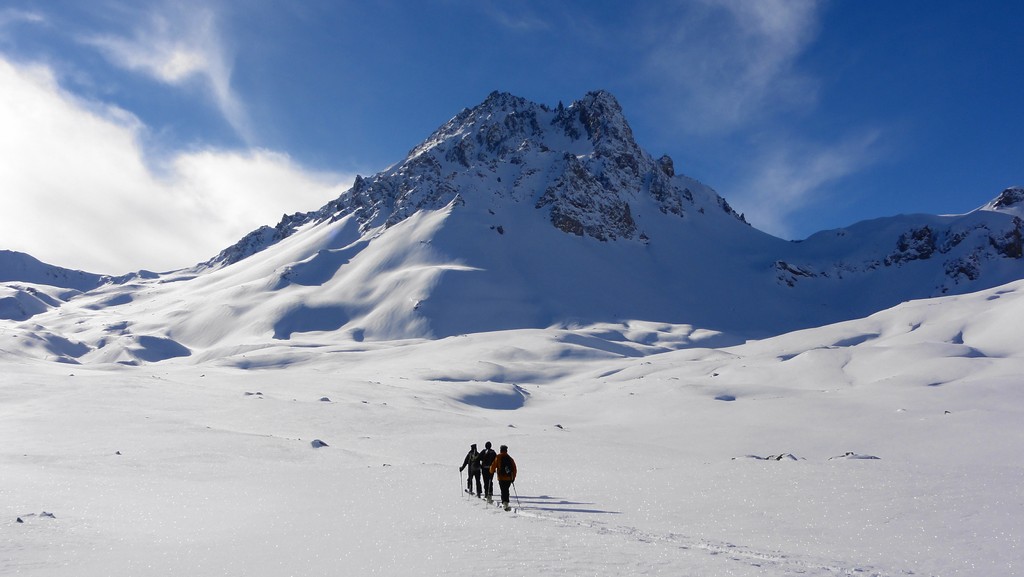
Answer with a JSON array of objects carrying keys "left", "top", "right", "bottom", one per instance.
[{"left": 485, "top": 441, "right": 492, "bottom": 449}]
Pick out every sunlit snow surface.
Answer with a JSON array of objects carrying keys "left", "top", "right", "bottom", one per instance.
[{"left": 3, "top": 281, "right": 1023, "bottom": 576}]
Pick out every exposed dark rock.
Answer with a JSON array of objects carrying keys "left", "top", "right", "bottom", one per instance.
[
  {"left": 990, "top": 186, "right": 1024, "bottom": 210},
  {"left": 204, "top": 90, "right": 743, "bottom": 268},
  {"left": 657, "top": 155, "right": 675, "bottom": 177}
]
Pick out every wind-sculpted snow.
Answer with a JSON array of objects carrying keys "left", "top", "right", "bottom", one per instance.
[
  {"left": 273, "top": 241, "right": 370, "bottom": 289},
  {"left": 3, "top": 279, "right": 1023, "bottom": 576},
  {"left": 272, "top": 304, "right": 350, "bottom": 340},
  {"left": 0, "top": 283, "right": 75, "bottom": 321},
  {"left": 450, "top": 383, "right": 528, "bottom": 410}
]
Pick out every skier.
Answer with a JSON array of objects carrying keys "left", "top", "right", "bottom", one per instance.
[
  {"left": 490, "top": 444, "right": 517, "bottom": 511},
  {"left": 459, "top": 443, "right": 483, "bottom": 496},
  {"left": 478, "top": 441, "right": 497, "bottom": 501}
]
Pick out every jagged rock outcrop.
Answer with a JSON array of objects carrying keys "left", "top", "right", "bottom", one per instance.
[
  {"left": 206, "top": 90, "right": 739, "bottom": 267},
  {"left": 774, "top": 212, "right": 1023, "bottom": 292},
  {"left": 987, "top": 186, "right": 1024, "bottom": 212}
]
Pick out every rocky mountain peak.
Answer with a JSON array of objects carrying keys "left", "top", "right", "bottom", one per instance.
[
  {"left": 979, "top": 186, "right": 1024, "bottom": 221},
  {"left": 208, "top": 90, "right": 743, "bottom": 267},
  {"left": 990, "top": 186, "right": 1024, "bottom": 210},
  {"left": 409, "top": 89, "right": 639, "bottom": 163},
  {"left": 562, "top": 90, "right": 636, "bottom": 151}
]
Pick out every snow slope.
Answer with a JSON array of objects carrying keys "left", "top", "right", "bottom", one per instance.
[
  {"left": 2, "top": 280, "right": 1023, "bottom": 576},
  {"left": 2, "top": 90, "right": 1023, "bottom": 575},
  {"left": 0, "top": 250, "right": 109, "bottom": 292},
  {"left": 2, "top": 92, "right": 1023, "bottom": 361}
]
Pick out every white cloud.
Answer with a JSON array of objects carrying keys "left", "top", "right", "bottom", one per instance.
[
  {"left": 82, "top": 3, "right": 251, "bottom": 142},
  {"left": 0, "top": 57, "right": 352, "bottom": 274},
  {"left": 728, "top": 130, "right": 882, "bottom": 238},
  {"left": 0, "top": 8, "right": 45, "bottom": 30},
  {"left": 635, "top": 2, "right": 886, "bottom": 238},
  {"left": 478, "top": 1, "right": 551, "bottom": 32},
  {"left": 641, "top": 0, "right": 820, "bottom": 134}
]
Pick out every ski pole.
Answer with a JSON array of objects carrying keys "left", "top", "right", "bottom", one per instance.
[
  {"left": 512, "top": 481, "right": 521, "bottom": 510},
  {"left": 459, "top": 468, "right": 464, "bottom": 497}
]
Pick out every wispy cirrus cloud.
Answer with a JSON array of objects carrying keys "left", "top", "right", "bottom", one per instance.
[
  {"left": 477, "top": 1, "right": 551, "bottom": 32},
  {"left": 0, "top": 7, "right": 45, "bottom": 30},
  {"left": 640, "top": 0, "right": 821, "bottom": 134},
  {"left": 730, "top": 130, "right": 884, "bottom": 238},
  {"left": 634, "top": 1, "right": 886, "bottom": 236},
  {"left": 82, "top": 3, "right": 252, "bottom": 142}
]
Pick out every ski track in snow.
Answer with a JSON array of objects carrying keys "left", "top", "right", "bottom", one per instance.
[{"left": 465, "top": 496, "right": 914, "bottom": 577}]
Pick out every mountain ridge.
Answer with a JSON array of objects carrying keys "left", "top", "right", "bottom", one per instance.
[
  {"left": 206, "top": 90, "right": 745, "bottom": 268},
  {"left": 1, "top": 90, "right": 1022, "bottom": 364}
]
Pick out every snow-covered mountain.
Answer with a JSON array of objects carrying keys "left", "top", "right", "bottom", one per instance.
[
  {"left": 206, "top": 90, "right": 748, "bottom": 267},
  {"left": 1, "top": 91, "right": 1022, "bottom": 364},
  {"left": 4, "top": 93, "right": 1024, "bottom": 577},
  {"left": 0, "top": 251, "right": 161, "bottom": 322},
  {"left": 0, "top": 250, "right": 109, "bottom": 292}
]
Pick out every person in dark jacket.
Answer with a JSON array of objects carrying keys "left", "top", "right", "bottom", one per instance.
[
  {"left": 489, "top": 444, "right": 517, "bottom": 510},
  {"left": 459, "top": 443, "right": 482, "bottom": 496},
  {"left": 478, "top": 441, "right": 497, "bottom": 501}
]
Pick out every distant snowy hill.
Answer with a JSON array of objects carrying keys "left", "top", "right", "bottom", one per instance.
[
  {"left": 0, "top": 251, "right": 103, "bottom": 321},
  {"left": 0, "top": 250, "right": 108, "bottom": 292},
  {"left": 0, "top": 91, "right": 1022, "bottom": 364}
]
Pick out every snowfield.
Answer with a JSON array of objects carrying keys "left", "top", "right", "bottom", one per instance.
[
  {"left": 3, "top": 280, "right": 1023, "bottom": 576},
  {"left": 3, "top": 90, "right": 1022, "bottom": 576}
]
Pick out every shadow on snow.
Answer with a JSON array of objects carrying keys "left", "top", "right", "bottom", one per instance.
[{"left": 515, "top": 495, "right": 621, "bottom": 515}]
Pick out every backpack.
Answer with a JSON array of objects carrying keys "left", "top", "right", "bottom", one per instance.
[{"left": 499, "top": 454, "right": 514, "bottom": 477}]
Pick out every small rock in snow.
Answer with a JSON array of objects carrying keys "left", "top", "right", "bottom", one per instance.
[
  {"left": 319, "top": 397, "right": 331, "bottom": 402},
  {"left": 828, "top": 451, "right": 880, "bottom": 460},
  {"left": 734, "top": 453, "right": 801, "bottom": 461},
  {"left": 311, "top": 439, "right": 329, "bottom": 448}
]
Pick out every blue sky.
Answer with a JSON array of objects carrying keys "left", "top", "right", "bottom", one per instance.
[{"left": 0, "top": 1, "right": 1021, "bottom": 273}]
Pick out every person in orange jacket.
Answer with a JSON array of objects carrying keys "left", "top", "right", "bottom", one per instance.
[{"left": 489, "top": 444, "right": 517, "bottom": 511}]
